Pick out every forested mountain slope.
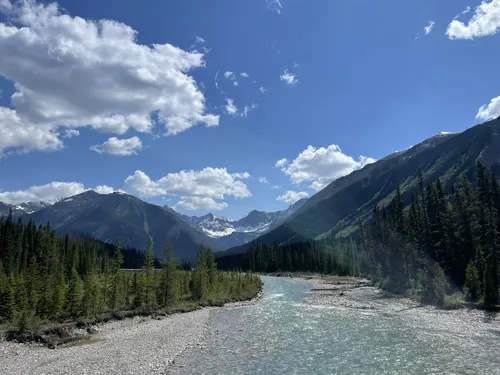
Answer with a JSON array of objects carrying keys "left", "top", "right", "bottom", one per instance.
[
  {"left": 222, "top": 117, "right": 500, "bottom": 255},
  {"left": 22, "top": 191, "right": 217, "bottom": 259}
]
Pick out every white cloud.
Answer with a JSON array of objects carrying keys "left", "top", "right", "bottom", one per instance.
[
  {"left": 240, "top": 72, "right": 249, "bottom": 78},
  {"left": 279, "top": 145, "right": 376, "bottom": 191},
  {"left": 175, "top": 197, "right": 228, "bottom": 211},
  {"left": 123, "top": 170, "right": 166, "bottom": 198},
  {"left": 63, "top": 129, "right": 80, "bottom": 139},
  {"left": 259, "top": 86, "right": 267, "bottom": 94},
  {"left": 0, "top": 181, "right": 119, "bottom": 204},
  {"left": 224, "top": 71, "right": 239, "bottom": 86},
  {"left": 292, "top": 62, "right": 299, "bottom": 68},
  {"left": 93, "top": 185, "right": 116, "bottom": 195},
  {"left": 214, "top": 71, "right": 225, "bottom": 95},
  {"left": 0, "top": 0, "right": 11, "bottom": 11},
  {"left": 0, "top": 107, "right": 63, "bottom": 154},
  {"left": 425, "top": 20, "right": 435, "bottom": 35},
  {"left": 476, "top": 95, "right": 500, "bottom": 120},
  {"left": 225, "top": 98, "right": 238, "bottom": 116},
  {"left": 415, "top": 20, "right": 435, "bottom": 39},
  {"left": 275, "top": 158, "right": 288, "bottom": 168},
  {"left": 0, "top": 182, "right": 85, "bottom": 204},
  {"left": 123, "top": 168, "right": 252, "bottom": 210},
  {"left": 0, "top": 1, "right": 218, "bottom": 154},
  {"left": 90, "top": 136, "right": 143, "bottom": 156},
  {"left": 241, "top": 103, "right": 257, "bottom": 118},
  {"left": 272, "top": 185, "right": 281, "bottom": 189},
  {"left": 280, "top": 70, "right": 298, "bottom": 85},
  {"left": 277, "top": 190, "right": 309, "bottom": 204},
  {"left": 266, "top": 0, "right": 283, "bottom": 14},
  {"left": 195, "top": 36, "right": 205, "bottom": 44},
  {"left": 258, "top": 177, "right": 269, "bottom": 184},
  {"left": 447, "top": 0, "right": 500, "bottom": 39}
]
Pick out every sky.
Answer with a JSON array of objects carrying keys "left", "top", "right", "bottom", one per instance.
[{"left": 1, "top": 0, "right": 500, "bottom": 220}]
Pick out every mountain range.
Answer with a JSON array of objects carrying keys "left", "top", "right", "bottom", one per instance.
[
  {"left": 3, "top": 117, "right": 500, "bottom": 261},
  {"left": 0, "top": 190, "right": 306, "bottom": 259},
  {"left": 220, "top": 116, "right": 500, "bottom": 256},
  {"left": 166, "top": 198, "right": 307, "bottom": 249},
  {"left": 0, "top": 200, "right": 57, "bottom": 217}
]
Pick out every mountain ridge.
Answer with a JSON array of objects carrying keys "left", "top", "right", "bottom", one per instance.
[
  {"left": 219, "top": 118, "right": 500, "bottom": 256},
  {"left": 165, "top": 198, "right": 307, "bottom": 249},
  {"left": 20, "top": 190, "right": 217, "bottom": 260}
]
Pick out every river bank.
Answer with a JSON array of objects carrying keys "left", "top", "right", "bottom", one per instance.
[
  {"left": 298, "top": 274, "right": 500, "bottom": 325},
  {"left": 0, "top": 286, "right": 263, "bottom": 375}
]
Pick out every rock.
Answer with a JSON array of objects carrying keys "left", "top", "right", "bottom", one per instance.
[{"left": 87, "top": 327, "right": 98, "bottom": 334}]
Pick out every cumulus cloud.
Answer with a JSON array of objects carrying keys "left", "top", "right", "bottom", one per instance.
[
  {"left": 63, "top": 129, "right": 80, "bottom": 139},
  {"left": 90, "top": 136, "right": 143, "bottom": 156},
  {"left": 0, "top": 0, "right": 218, "bottom": 154},
  {"left": 280, "top": 70, "right": 298, "bottom": 85},
  {"left": 93, "top": 185, "right": 116, "bottom": 194},
  {"left": 175, "top": 197, "right": 228, "bottom": 211},
  {"left": 240, "top": 72, "right": 249, "bottom": 78},
  {"left": 0, "top": 182, "right": 85, "bottom": 204},
  {"left": 0, "top": 181, "right": 117, "bottom": 204},
  {"left": 0, "top": 107, "right": 63, "bottom": 154},
  {"left": 447, "top": 0, "right": 500, "bottom": 39},
  {"left": 275, "top": 158, "right": 288, "bottom": 168},
  {"left": 476, "top": 95, "right": 500, "bottom": 121},
  {"left": 258, "top": 177, "right": 269, "bottom": 184},
  {"left": 278, "top": 145, "right": 376, "bottom": 191},
  {"left": 123, "top": 168, "right": 252, "bottom": 210},
  {"left": 259, "top": 86, "right": 267, "bottom": 94},
  {"left": 276, "top": 190, "right": 309, "bottom": 204}
]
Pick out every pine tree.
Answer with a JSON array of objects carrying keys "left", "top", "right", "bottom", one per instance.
[
  {"left": 160, "top": 242, "right": 177, "bottom": 308},
  {"left": 464, "top": 261, "right": 480, "bottom": 300},
  {"left": 66, "top": 266, "right": 82, "bottom": 317},
  {"left": 142, "top": 238, "right": 156, "bottom": 309}
]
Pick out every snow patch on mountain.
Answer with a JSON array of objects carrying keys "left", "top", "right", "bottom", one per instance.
[{"left": 167, "top": 198, "right": 308, "bottom": 241}]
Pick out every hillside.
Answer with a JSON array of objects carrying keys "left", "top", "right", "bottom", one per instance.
[
  {"left": 221, "top": 117, "right": 500, "bottom": 255},
  {"left": 22, "top": 190, "right": 217, "bottom": 259}
]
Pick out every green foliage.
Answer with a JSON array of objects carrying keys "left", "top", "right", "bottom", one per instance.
[
  {"left": 219, "top": 162, "right": 500, "bottom": 309},
  {"left": 464, "top": 261, "right": 480, "bottom": 300},
  {"left": 0, "top": 218, "right": 261, "bottom": 332}
]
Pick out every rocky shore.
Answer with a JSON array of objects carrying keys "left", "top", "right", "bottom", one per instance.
[
  {"left": 0, "top": 287, "right": 263, "bottom": 375},
  {"left": 299, "top": 274, "right": 500, "bottom": 325}
]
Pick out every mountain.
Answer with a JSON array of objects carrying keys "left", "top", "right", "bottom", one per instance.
[
  {"left": 0, "top": 200, "right": 56, "bottom": 217},
  {"left": 221, "top": 117, "right": 500, "bottom": 256},
  {"left": 21, "top": 191, "right": 217, "bottom": 259},
  {"left": 167, "top": 198, "right": 307, "bottom": 249}
]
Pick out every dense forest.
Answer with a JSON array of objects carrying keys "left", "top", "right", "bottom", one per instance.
[
  {"left": 0, "top": 218, "right": 261, "bottom": 332},
  {"left": 219, "top": 161, "right": 500, "bottom": 308}
]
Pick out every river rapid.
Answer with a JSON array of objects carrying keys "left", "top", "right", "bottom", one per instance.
[{"left": 170, "top": 276, "right": 500, "bottom": 375}]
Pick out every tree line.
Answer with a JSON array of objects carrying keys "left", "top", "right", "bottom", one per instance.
[
  {"left": 0, "top": 217, "right": 261, "bottom": 331},
  {"left": 219, "top": 161, "right": 500, "bottom": 308}
]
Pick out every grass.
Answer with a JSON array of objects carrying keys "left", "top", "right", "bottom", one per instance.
[{"left": 443, "top": 292, "right": 467, "bottom": 309}]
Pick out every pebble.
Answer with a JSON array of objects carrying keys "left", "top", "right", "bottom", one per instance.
[{"left": 0, "top": 309, "right": 210, "bottom": 375}]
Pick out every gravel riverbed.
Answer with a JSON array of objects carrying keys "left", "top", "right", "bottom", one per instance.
[{"left": 0, "top": 309, "right": 210, "bottom": 375}]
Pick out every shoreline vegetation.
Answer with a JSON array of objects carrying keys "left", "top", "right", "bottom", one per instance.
[
  {"left": 219, "top": 162, "right": 500, "bottom": 312},
  {"left": 0, "top": 215, "right": 262, "bottom": 348}
]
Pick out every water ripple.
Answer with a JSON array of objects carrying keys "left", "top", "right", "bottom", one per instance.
[{"left": 170, "top": 277, "right": 500, "bottom": 375}]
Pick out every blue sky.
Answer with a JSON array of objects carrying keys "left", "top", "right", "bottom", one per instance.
[{"left": 1, "top": 0, "right": 500, "bottom": 219}]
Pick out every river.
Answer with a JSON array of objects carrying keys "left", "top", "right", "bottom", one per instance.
[{"left": 170, "top": 276, "right": 500, "bottom": 375}]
